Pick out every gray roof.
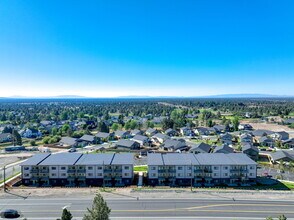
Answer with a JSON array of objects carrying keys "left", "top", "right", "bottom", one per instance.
[
  {"left": 20, "top": 153, "right": 51, "bottom": 166},
  {"left": 131, "top": 129, "right": 142, "bottom": 135},
  {"left": 133, "top": 135, "right": 148, "bottom": 142},
  {"left": 242, "top": 143, "right": 259, "bottom": 153},
  {"left": 75, "top": 153, "right": 114, "bottom": 165},
  {"left": 214, "top": 144, "right": 234, "bottom": 153},
  {"left": 259, "top": 136, "right": 274, "bottom": 143},
  {"left": 165, "top": 128, "right": 176, "bottom": 134},
  {"left": 59, "top": 137, "right": 77, "bottom": 146},
  {"left": 111, "top": 153, "right": 134, "bottom": 165},
  {"left": 163, "top": 153, "right": 199, "bottom": 165},
  {"left": 251, "top": 129, "right": 274, "bottom": 137},
  {"left": 115, "top": 139, "right": 136, "bottom": 148},
  {"left": 96, "top": 132, "right": 111, "bottom": 139},
  {"left": 162, "top": 139, "right": 187, "bottom": 150},
  {"left": 148, "top": 153, "right": 256, "bottom": 166},
  {"left": 146, "top": 128, "right": 157, "bottom": 134},
  {"left": 115, "top": 130, "right": 129, "bottom": 137},
  {"left": 0, "top": 133, "right": 11, "bottom": 139},
  {"left": 220, "top": 133, "right": 233, "bottom": 139},
  {"left": 271, "top": 151, "right": 294, "bottom": 161},
  {"left": 39, "top": 153, "right": 83, "bottom": 166},
  {"left": 153, "top": 133, "right": 170, "bottom": 140},
  {"left": 189, "top": 142, "right": 211, "bottom": 153},
  {"left": 284, "top": 118, "right": 294, "bottom": 124},
  {"left": 147, "top": 153, "right": 164, "bottom": 165},
  {"left": 79, "top": 134, "right": 95, "bottom": 142}
]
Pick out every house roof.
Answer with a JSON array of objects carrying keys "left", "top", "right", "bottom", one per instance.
[
  {"left": 220, "top": 133, "right": 233, "bottom": 139},
  {"left": 146, "top": 128, "right": 157, "bottom": 134},
  {"left": 147, "top": 153, "right": 257, "bottom": 166},
  {"left": 59, "top": 137, "right": 77, "bottom": 146},
  {"left": 242, "top": 143, "right": 259, "bottom": 153},
  {"left": 133, "top": 135, "right": 148, "bottom": 142},
  {"left": 162, "top": 139, "right": 187, "bottom": 150},
  {"left": 79, "top": 134, "right": 95, "bottom": 142},
  {"left": 115, "top": 130, "right": 129, "bottom": 137},
  {"left": 115, "top": 139, "right": 136, "bottom": 148},
  {"left": 39, "top": 153, "right": 83, "bottom": 166},
  {"left": 271, "top": 151, "right": 294, "bottom": 162},
  {"left": 259, "top": 136, "right": 274, "bottom": 143},
  {"left": 214, "top": 144, "right": 234, "bottom": 153},
  {"left": 165, "top": 128, "right": 176, "bottom": 134},
  {"left": 189, "top": 142, "right": 211, "bottom": 153},
  {"left": 0, "top": 133, "right": 11, "bottom": 139},
  {"left": 75, "top": 153, "right": 114, "bottom": 165},
  {"left": 251, "top": 129, "right": 274, "bottom": 137},
  {"left": 153, "top": 133, "right": 170, "bottom": 141},
  {"left": 111, "top": 153, "right": 134, "bottom": 165},
  {"left": 95, "top": 132, "right": 111, "bottom": 139},
  {"left": 20, "top": 153, "right": 51, "bottom": 166},
  {"left": 131, "top": 129, "right": 141, "bottom": 135}
]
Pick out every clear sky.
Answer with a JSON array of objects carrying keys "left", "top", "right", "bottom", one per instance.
[{"left": 1, "top": 0, "right": 294, "bottom": 97}]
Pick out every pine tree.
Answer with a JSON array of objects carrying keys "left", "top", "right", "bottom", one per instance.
[
  {"left": 83, "top": 193, "right": 111, "bottom": 220},
  {"left": 12, "top": 130, "right": 22, "bottom": 146},
  {"left": 278, "top": 215, "right": 287, "bottom": 220},
  {"left": 61, "top": 208, "right": 73, "bottom": 220}
]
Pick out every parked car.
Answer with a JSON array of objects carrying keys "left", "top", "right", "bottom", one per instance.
[
  {"left": 68, "top": 148, "right": 77, "bottom": 153},
  {"left": 0, "top": 209, "right": 20, "bottom": 218}
]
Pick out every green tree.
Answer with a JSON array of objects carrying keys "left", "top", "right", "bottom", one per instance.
[
  {"left": 265, "top": 217, "right": 273, "bottom": 220},
  {"left": 60, "top": 208, "right": 73, "bottom": 220},
  {"left": 161, "top": 118, "right": 174, "bottom": 130},
  {"left": 83, "top": 193, "right": 111, "bottom": 220},
  {"left": 111, "top": 123, "right": 119, "bottom": 131},
  {"left": 12, "top": 130, "right": 22, "bottom": 146},
  {"left": 278, "top": 214, "right": 287, "bottom": 220},
  {"left": 98, "top": 122, "right": 109, "bottom": 133},
  {"left": 232, "top": 116, "right": 240, "bottom": 131},
  {"left": 43, "top": 136, "right": 51, "bottom": 144},
  {"left": 30, "top": 140, "right": 37, "bottom": 146}
]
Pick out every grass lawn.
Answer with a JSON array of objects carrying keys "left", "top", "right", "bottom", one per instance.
[
  {"left": 279, "top": 181, "right": 294, "bottom": 190},
  {"left": 134, "top": 165, "right": 148, "bottom": 172}
]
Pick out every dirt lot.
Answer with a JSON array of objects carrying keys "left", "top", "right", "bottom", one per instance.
[{"left": 241, "top": 121, "right": 294, "bottom": 138}]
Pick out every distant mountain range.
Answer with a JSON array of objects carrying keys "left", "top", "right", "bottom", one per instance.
[{"left": 1, "top": 94, "right": 292, "bottom": 99}]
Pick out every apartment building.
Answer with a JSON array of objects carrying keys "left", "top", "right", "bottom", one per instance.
[
  {"left": 21, "top": 153, "right": 134, "bottom": 187},
  {"left": 147, "top": 153, "right": 257, "bottom": 187}
]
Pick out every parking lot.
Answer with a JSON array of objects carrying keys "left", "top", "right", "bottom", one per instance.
[{"left": 258, "top": 165, "right": 294, "bottom": 181}]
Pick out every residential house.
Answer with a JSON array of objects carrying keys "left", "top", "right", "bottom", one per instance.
[
  {"left": 282, "top": 138, "right": 294, "bottom": 148},
  {"left": 152, "top": 133, "right": 170, "bottom": 144},
  {"left": 189, "top": 142, "right": 212, "bottom": 154},
  {"left": 242, "top": 143, "right": 259, "bottom": 160},
  {"left": 164, "top": 128, "right": 178, "bottom": 137},
  {"left": 214, "top": 144, "right": 234, "bottom": 154},
  {"left": 0, "top": 133, "right": 12, "bottom": 143},
  {"left": 130, "top": 129, "right": 142, "bottom": 136},
  {"left": 95, "top": 132, "right": 114, "bottom": 142},
  {"left": 213, "top": 125, "right": 227, "bottom": 133},
  {"left": 132, "top": 135, "right": 150, "bottom": 146},
  {"left": 114, "top": 130, "right": 130, "bottom": 139},
  {"left": 58, "top": 137, "right": 78, "bottom": 148},
  {"left": 270, "top": 150, "right": 294, "bottom": 163},
  {"left": 270, "top": 131, "right": 290, "bottom": 141},
  {"left": 161, "top": 139, "right": 188, "bottom": 152},
  {"left": 251, "top": 129, "right": 274, "bottom": 138},
  {"left": 147, "top": 153, "right": 257, "bottom": 187},
  {"left": 240, "top": 133, "right": 253, "bottom": 144},
  {"left": 194, "top": 127, "right": 210, "bottom": 136},
  {"left": 20, "top": 128, "right": 42, "bottom": 138},
  {"left": 115, "top": 139, "right": 140, "bottom": 150},
  {"left": 220, "top": 133, "right": 233, "bottom": 145},
  {"left": 284, "top": 118, "right": 294, "bottom": 125},
  {"left": 180, "top": 127, "right": 194, "bottom": 137},
  {"left": 78, "top": 135, "right": 99, "bottom": 146},
  {"left": 259, "top": 136, "right": 275, "bottom": 148},
  {"left": 238, "top": 124, "right": 253, "bottom": 131},
  {"left": 145, "top": 128, "right": 158, "bottom": 137}
]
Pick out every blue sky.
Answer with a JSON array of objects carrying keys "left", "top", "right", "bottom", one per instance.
[{"left": 1, "top": 0, "right": 294, "bottom": 97}]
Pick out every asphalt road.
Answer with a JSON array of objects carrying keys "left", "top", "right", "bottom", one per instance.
[{"left": 1, "top": 196, "right": 294, "bottom": 220}]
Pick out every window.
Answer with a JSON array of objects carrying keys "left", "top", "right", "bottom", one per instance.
[
  {"left": 214, "top": 166, "right": 218, "bottom": 170},
  {"left": 88, "top": 173, "right": 93, "bottom": 177},
  {"left": 225, "top": 173, "right": 228, "bottom": 177},
  {"left": 250, "top": 166, "right": 254, "bottom": 170},
  {"left": 187, "top": 166, "right": 192, "bottom": 170},
  {"left": 249, "top": 173, "right": 253, "bottom": 177},
  {"left": 124, "top": 173, "right": 129, "bottom": 176},
  {"left": 88, "top": 166, "right": 93, "bottom": 170},
  {"left": 124, "top": 166, "right": 129, "bottom": 170},
  {"left": 178, "top": 166, "right": 183, "bottom": 170},
  {"left": 61, "top": 173, "right": 66, "bottom": 177},
  {"left": 152, "top": 173, "right": 156, "bottom": 177},
  {"left": 177, "top": 173, "right": 181, "bottom": 177},
  {"left": 61, "top": 167, "right": 66, "bottom": 170},
  {"left": 98, "top": 173, "right": 102, "bottom": 176},
  {"left": 97, "top": 166, "right": 102, "bottom": 170},
  {"left": 151, "top": 166, "right": 156, "bottom": 170},
  {"left": 224, "top": 166, "right": 228, "bottom": 170},
  {"left": 24, "top": 167, "right": 29, "bottom": 170},
  {"left": 24, "top": 174, "right": 29, "bottom": 177},
  {"left": 214, "top": 173, "right": 217, "bottom": 177},
  {"left": 51, "top": 173, "right": 56, "bottom": 177},
  {"left": 187, "top": 173, "right": 192, "bottom": 177},
  {"left": 51, "top": 167, "right": 57, "bottom": 170}
]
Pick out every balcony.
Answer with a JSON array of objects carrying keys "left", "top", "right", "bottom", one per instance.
[
  {"left": 104, "top": 169, "right": 112, "bottom": 173},
  {"left": 204, "top": 169, "right": 212, "bottom": 173},
  {"left": 67, "top": 170, "right": 76, "bottom": 173},
  {"left": 31, "top": 169, "right": 39, "bottom": 173},
  {"left": 76, "top": 169, "right": 86, "bottom": 173}
]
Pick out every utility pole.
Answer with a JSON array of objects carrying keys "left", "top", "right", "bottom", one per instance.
[{"left": 103, "top": 161, "right": 105, "bottom": 190}]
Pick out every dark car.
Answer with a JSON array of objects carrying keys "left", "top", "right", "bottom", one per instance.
[{"left": 0, "top": 209, "right": 20, "bottom": 218}]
